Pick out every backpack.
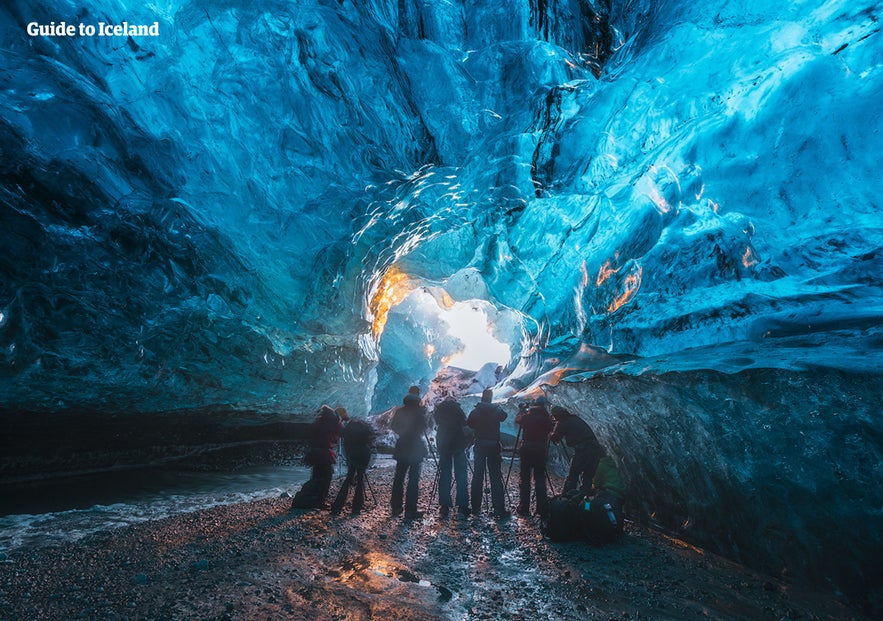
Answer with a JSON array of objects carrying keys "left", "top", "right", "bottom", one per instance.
[
  {"left": 290, "top": 478, "right": 324, "bottom": 509},
  {"left": 542, "top": 490, "right": 624, "bottom": 544},
  {"left": 342, "top": 420, "right": 374, "bottom": 466},
  {"left": 343, "top": 420, "right": 374, "bottom": 451},
  {"left": 543, "top": 494, "right": 584, "bottom": 542}
]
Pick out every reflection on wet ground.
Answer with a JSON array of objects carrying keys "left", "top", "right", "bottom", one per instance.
[
  {"left": 285, "top": 458, "right": 864, "bottom": 621},
  {"left": 302, "top": 465, "right": 593, "bottom": 619},
  {"left": 1, "top": 457, "right": 870, "bottom": 620}
]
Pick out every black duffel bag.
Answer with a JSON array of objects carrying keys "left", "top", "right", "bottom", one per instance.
[{"left": 542, "top": 490, "right": 624, "bottom": 544}]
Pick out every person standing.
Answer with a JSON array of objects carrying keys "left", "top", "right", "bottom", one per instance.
[
  {"left": 390, "top": 386, "right": 428, "bottom": 519},
  {"left": 433, "top": 395, "right": 471, "bottom": 518},
  {"left": 292, "top": 404, "right": 343, "bottom": 509},
  {"left": 468, "top": 389, "right": 510, "bottom": 519},
  {"left": 549, "top": 405, "right": 604, "bottom": 496},
  {"left": 330, "top": 410, "right": 375, "bottom": 515},
  {"left": 514, "top": 396, "right": 554, "bottom": 516}
]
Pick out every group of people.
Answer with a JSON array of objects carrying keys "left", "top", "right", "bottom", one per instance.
[{"left": 292, "top": 386, "right": 625, "bottom": 531}]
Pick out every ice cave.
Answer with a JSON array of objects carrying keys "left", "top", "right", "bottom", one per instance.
[{"left": 1, "top": 0, "right": 881, "bottom": 616}]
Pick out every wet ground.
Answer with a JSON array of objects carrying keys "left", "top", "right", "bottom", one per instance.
[{"left": 0, "top": 459, "right": 870, "bottom": 620}]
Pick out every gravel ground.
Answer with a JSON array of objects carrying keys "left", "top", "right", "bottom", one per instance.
[{"left": 0, "top": 459, "right": 871, "bottom": 620}]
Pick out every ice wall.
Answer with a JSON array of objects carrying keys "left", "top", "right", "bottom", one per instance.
[
  {"left": 547, "top": 341, "right": 883, "bottom": 613},
  {"left": 4, "top": 1, "right": 878, "bottom": 411},
  {"left": 0, "top": 0, "right": 607, "bottom": 413},
  {"left": 2, "top": 0, "right": 882, "bottom": 609}
]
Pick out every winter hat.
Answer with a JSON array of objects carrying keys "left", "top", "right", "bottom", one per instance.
[
  {"left": 408, "top": 385, "right": 421, "bottom": 396},
  {"left": 481, "top": 388, "right": 493, "bottom": 402}
]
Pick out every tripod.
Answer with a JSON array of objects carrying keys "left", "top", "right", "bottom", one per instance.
[
  {"left": 363, "top": 468, "right": 379, "bottom": 508},
  {"left": 545, "top": 436, "right": 557, "bottom": 497},
  {"left": 424, "top": 430, "right": 439, "bottom": 509},
  {"left": 503, "top": 425, "right": 522, "bottom": 506},
  {"left": 471, "top": 444, "right": 504, "bottom": 515}
]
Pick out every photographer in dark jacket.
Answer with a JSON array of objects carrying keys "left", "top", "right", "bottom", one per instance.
[
  {"left": 390, "top": 387, "right": 428, "bottom": 519},
  {"left": 330, "top": 411, "right": 375, "bottom": 515},
  {"left": 433, "top": 396, "right": 471, "bottom": 517},
  {"left": 550, "top": 405, "right": 603, "bottom": 496},
  {"left": 514, "top": 396, "right": 554, "bottom": 516},
  {"left": 292, "top": 404, "right": 343, "bottom": 509},
  {"left": 468, "top": 389, "right": 510, "bottom": 519}
]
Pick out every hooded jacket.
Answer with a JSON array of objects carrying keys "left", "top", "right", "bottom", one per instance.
[
  {"left": 433, "top": 398, "right": 469, "bottom": 454},
  {"left": 391, "top": 394, "right": 428, "bottom": 462},
  {"left": 467, "top": 400, "right": 507, "bottom": 442}
]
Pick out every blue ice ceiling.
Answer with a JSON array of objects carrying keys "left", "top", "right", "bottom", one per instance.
[
  {"left": 3, "top": 1, "right": 883, "bottom": 609},
  {"left": 2, "top": 0, "right": 881, "bottom": 413}
]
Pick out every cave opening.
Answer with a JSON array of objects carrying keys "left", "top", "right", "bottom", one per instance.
[{"left": 366, "top": 270, "right": 527, "bottom": 413}]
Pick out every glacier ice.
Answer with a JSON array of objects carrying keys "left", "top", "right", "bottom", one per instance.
[{"left": 1, "top": 0, "right": 882, "bottom": 611}]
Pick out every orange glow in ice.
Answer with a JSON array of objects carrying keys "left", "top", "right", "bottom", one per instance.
[
  {"left": 546, "top": 367, "right": 572, "bottom": 385},
  {"left": 439, "top": 290, "right": 456, "bottom": 309},
  {"left": 742, "top": 246, "right": 759, "bottom": 268},
  {"left": 607, "top": 266, "right": 642, "bottom": 313},
  {"left": 596, "top": 257, "right": 617, "bottom": 286},
  {"left": 370, "top": 266, "right": 414, "bottom": 337},
  {"left": 661, "top": 533, "right": 707, "bottom": 556}
]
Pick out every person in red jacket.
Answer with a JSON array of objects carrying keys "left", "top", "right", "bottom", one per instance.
[{"left": 292, "top": 405, "right": 343, "bottom": 509}]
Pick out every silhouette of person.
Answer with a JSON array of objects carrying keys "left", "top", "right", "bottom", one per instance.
[
  {"left": 433, "top": 395, "right": 471, "bottom": 517},
  {"left": 390, "top": 386, "right": 428, "bottom": 519},
  {"left": 550, "top": 405, "right": 603, "bottom": 496},
  {"left": 515, "top": 396, "right": 554, "bottom": 516},
  {"left": 330, "top": 409, "right": 375, "bottom": 515},
  {"left": 293, "top": 404, "right": 343, "bottom": 509},
  {"left": 583, "top": 455, "right": 627, "bottom": 543},
  {"left": 468, "top": 389, "right": 510, "bottom": 519}
]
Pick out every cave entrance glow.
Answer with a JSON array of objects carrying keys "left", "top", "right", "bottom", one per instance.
[
  {"left": 369, "top": 273, "right": 521, "bottom": 411},
  {"left": 381, "top": 287, "right": 513, "bottom": 372},
  {"left": 436, "top": 298, "right": 512, "bottom": 371}
]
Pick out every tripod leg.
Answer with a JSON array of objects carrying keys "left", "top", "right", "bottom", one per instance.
[
  {"left": 484, "top": 462, "right": 490, "bottom": 514},
  {"left": 504, "top": 426, "right": 521, "bottom": 506},
  {"left": 364, "top": 471, "right": 378, "bottom": 508},
  {"left": 544, "top": 438, "right": 557, "bottom": 496},
  {"left": 504, "top": 427, "right": 521, "bottom": 489},
  {"left": 429, "top": 460, "right": 440, "bottom": 506}
]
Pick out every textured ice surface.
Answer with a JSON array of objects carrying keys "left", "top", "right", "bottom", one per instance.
[
  {"left": 2, "top": 0, "right": 880, "bottom": 414},
  {"left": 548, "top": 360, "right": 883, "bottom": 612},
  {"left": 1, "top": 0, "right": 882, "bottom": 610}
]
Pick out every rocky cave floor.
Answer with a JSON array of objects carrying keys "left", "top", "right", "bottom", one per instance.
[{"left": 0, "top": 459, "right": 871, "bottom": 621}]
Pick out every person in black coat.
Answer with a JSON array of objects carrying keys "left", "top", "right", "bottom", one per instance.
[
  {"left": 330, "top": 411, "right": 375, "bottom": 515},
  {"left": 514, "top": 396, "right": 554, "bottom": 516},
  {"left": 467, "top": 389, "right": 510, "bottom": 519},
  {"left": 390, "top": 386, "right": 428, "bottom": 519},
  {"left": 550, "top": 405, "right": 604, "bottom": 496},
  {"left": 433, "top": 396, "right": 471, "bottom": 517}
]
